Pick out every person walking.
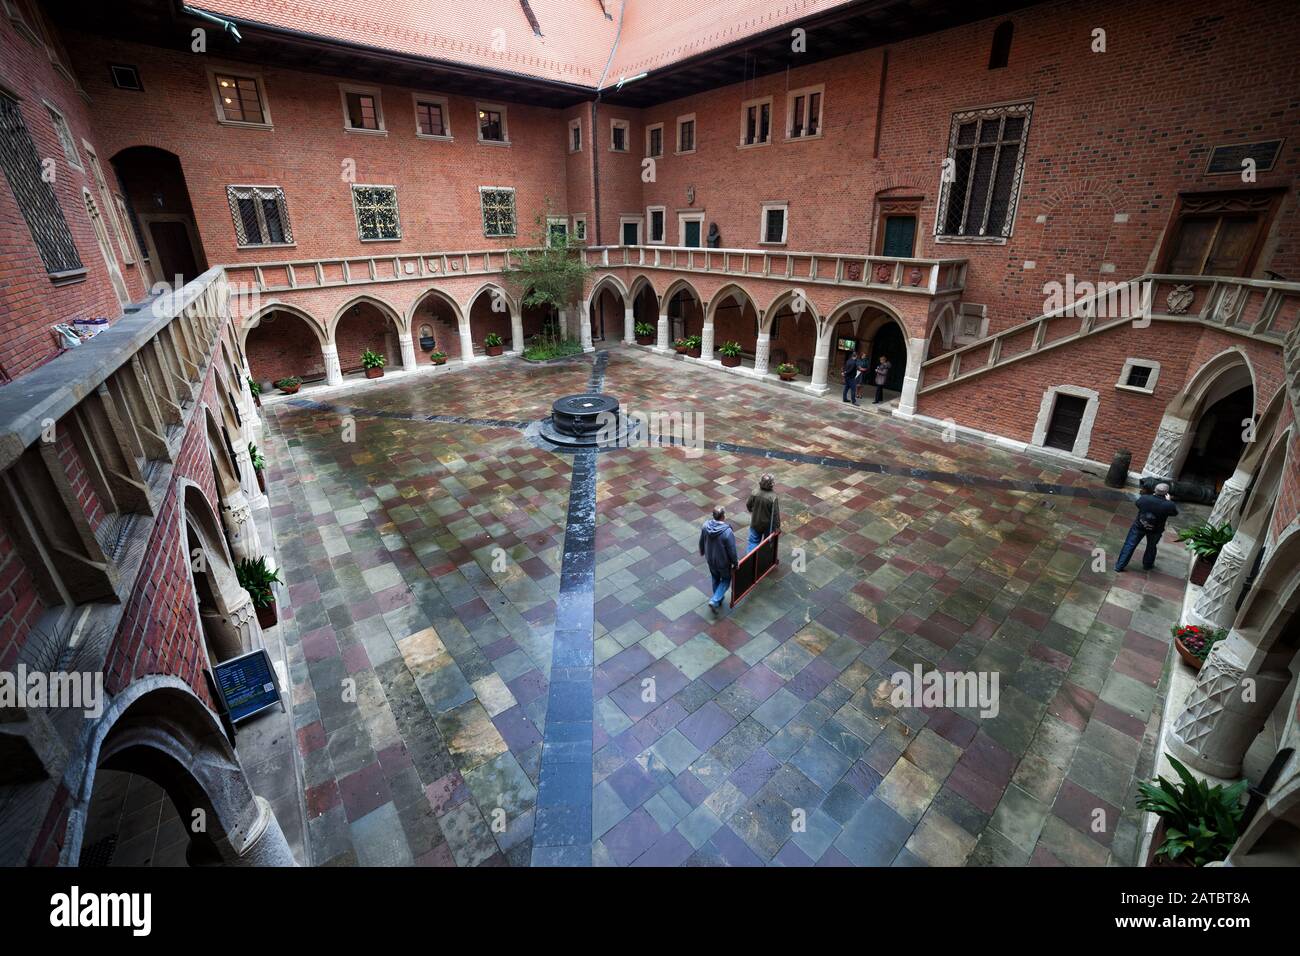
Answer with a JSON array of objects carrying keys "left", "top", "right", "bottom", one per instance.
[
  {"left": 841, "top": 349, "right": 863, "bottom": 404},
  {"left": 699, "top": 506, "right": 739, "bottom": 613},
  {"left": 872, "top": 355, "right": 893, "bottom": 404},
  {"left": 745, "top": 473, "right": 781, "bottom": 553},
  {"left": 1114, "top": 482, "right": 1179, "bottom": 572}
]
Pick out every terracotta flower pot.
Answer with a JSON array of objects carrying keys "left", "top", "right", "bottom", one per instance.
[
  {"left": 688, "top": 347, "right": 701, "bottom": 358},
  {"left": 365, "top": 366, "right": 384, "bottom": 379},
  {"left": 674, "top": 345, "right": 689, "bottom": 355},
  {"left": 636, "top": 335, "right": 653, "bottom": 345},
  {"left": 1174, "top": 636, "right": 1204, "bottom": 671},
  {"left": 431, "top": 355, "right": 447, "bottom": 365},
  {"left": 256, "top": 469, "right": 266, "bottom": 495},
  {"left": 779, "top": 371, "right": 797, "bottom": 382},
  {"left": 1190, "top": 554, "right": 1216, "bottom": 586},
  {"left": 720, "top": 354, "right": 741, "bottom": 368},
  {"left": 485, "top": 344, "right": 504, "bottom": 356},
  {"left": 256, "top": 599, "right": 278, "bottom": 630},
  {"left": 279, "top": 384, "right": 300, "bottom": 395}
]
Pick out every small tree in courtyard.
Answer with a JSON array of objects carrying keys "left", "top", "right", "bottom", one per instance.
[{"left": 500, "top": 202, "right": 593, "bottom": 354}]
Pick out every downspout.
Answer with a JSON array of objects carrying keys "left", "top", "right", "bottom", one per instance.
[{"left": 591, "top": 0, "right": 626, "bottom": 247}]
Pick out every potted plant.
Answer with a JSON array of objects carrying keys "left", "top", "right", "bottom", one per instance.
[
  {"left": 1170, "top": 624, "right": 1226, "bottom": 671},
  {"left": 361, "top": 348, "right": 386, "bottom": 379},
  {"left": 236, "top": 555, "right": 283, "bottom": 629},
  {"left": 430, "top": 350, "right": 448, "bottom": 366},
  {"left": 684, "top": 334, "right": 702, "bottom": 358},
  {"left": 634, "top": 321, "right": 655, "bottom": 345},
  {"left": 483, "top": 332, "right": 505, "bottom": 357},
  {"left": 1176, "top": 521, "right": 1234, "bottom": 586},
  {"left": 718, "top": 341, "right": 743, "bottom": 368},
  {"left": 1136, "top": 753, "right": 1246, "bottom": 867},
  {"left": 274, "top": 376, "right": 301, "bottom": 395},
  {"left": 248, "top": 442, "right": 267, "bottom": 494},
  {"left": 247, "top": 376, "right": 262, "bottom": 407},
  {"left": 777, "top": 362, "right": 798, "bottom": 382},
  {"left": 673, "top": 338, "right": 690, "bottom": 355}
]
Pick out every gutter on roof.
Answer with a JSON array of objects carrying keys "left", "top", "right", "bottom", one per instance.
[{"left": 182, "top": 4, "right": 241, "bottom": 41}]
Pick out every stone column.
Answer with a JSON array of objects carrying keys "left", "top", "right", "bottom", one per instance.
[
  {"left": 578, "top": 301, "right": 594, "bottom": 352},
  {"left": 654, "top": 313, "right": 671, "bottom": 354},
  {"left": 397, "top": 331, "right": 418, "bottom": 371},
  {"left": 233, "top": 442, "right": 263, "bottom": 506},
  {"left": 1188, "top": 533, "right": 1253, "bottom": 630},
  {"left": 623, "top": 307, "right": 636, "bottom": 345},
  {"left": 1142, "top": 414, "right": 1189, "bottom": 479},
  {"left": 558, "top": 308, "right": 570, "bottom": 341},
  {"left": 509, "top": 309, "right": 525, "bottom": 356},
  {"left": 458, "top": 319, "right": 477, "bottom": 364},
  {"left": 1169, "top": 635, "right": 1292, "bottom": 778},
  {"left": 753, "top": 331, "right": 771, "bottom": 378},
  {"left": 699, "top": 319, "right": 715, "bottom": 363},
  {"left": 321, "top": 343, "right": 343, "bottom": 386},
  {"left": 1208, "top": 467, "right": 1251, "bottom": 527},
  {"left": 806, "top": 333, "right": 832, "bottom": 395},
  {"left": 896, "top": 336, "right": 928, "bottom": 417},
  {"left": 220, "top": 493, "right": 264, "bottom": 564}
]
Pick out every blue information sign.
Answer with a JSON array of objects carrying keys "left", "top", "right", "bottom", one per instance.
[{"left": 212, "top": 648, "right": 283, "bottom": 724}]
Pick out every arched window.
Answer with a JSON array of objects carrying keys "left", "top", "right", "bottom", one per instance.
[{"left": 989, "top": 21, "right": 1013, "bottom": 69}]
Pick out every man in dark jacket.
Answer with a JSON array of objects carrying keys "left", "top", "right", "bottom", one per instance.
[
  {"left": 699, "top": 506, "right": 739, "bottom": 613},
  {"left": 842, "top": 350, "right": 863, "bottom": 404},
  {"left": 745, "top": 473, "right": 781, "bottom": 553},
  {"left": 1114, "top": 482, "right": 1179, "bottom": 572}
]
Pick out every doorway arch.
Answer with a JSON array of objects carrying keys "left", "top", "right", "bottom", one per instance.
[
  {"left": 68, "top": 677, "right": 294, "bottom": 866},
  {"left": 242, "top": 304, "right": 327, "bottom": 386},
  {"left": 110, "top": 146, "right": 208, "bottom": 287}
]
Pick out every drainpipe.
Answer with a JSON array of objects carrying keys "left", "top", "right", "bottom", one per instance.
[{"left": 591, "top": 1, "right": 628, "bottom": 247}]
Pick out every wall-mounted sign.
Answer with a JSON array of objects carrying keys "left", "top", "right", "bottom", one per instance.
[
  {"left": 212, "top": 648, "right": 283, "bottom": 724},
  {"left": 1205, "top": 139, "right": 1283, "bottom": 175}
]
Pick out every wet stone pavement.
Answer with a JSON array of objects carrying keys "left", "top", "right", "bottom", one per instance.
[{"left": 262, "top": 347, "right": 1194, "bottom": 867}]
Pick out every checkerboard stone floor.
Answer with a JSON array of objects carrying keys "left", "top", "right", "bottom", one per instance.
[{"left": 262, "top": 347, "right": 1197, "bottom": 867}]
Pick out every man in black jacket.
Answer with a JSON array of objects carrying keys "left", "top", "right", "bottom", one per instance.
[
  {"left": 1114, "top": 482, "right": 1179, "bottom": 572},
  {"left": 842, "top": 349, "right": 864, "bottom": 405}
]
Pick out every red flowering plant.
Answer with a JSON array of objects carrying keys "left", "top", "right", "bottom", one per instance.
[{"left": 1171, "top": 624, "right": 1226, "bottom": 661}]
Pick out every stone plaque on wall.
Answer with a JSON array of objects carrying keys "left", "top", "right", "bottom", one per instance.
[{"left": 1205, "top": 139, "right": 1283, "bottom": 175}]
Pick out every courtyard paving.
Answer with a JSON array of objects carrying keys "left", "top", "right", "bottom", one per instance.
[{"left": 262, "top": 346, "right": 1196, "bottom": 867}]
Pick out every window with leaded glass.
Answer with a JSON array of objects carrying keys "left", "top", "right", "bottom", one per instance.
[
  {"left": 213, "top": 73, "right": 267, "bottom": 125},
  {"left": 228, "top": 185, "right": 292, "bottom": 246},
  {"left": 0, "top": 92, "right": 83, "bottom": 280},
  {"left": 936, "top": 102, "right": 1031, "bottom": 240},
  {"left": 480, "top": 187, "right": 516, "bottom": 237},
  {"left": 351, "top": 185, "right": 400, "bottom": 241},
  {"left": 43, "top": 102, "right": 80, "bottom": 168}
]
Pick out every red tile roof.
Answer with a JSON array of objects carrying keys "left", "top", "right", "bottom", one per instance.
[{"left": 196, "top": 0, "right": 857, "bottom": 88}]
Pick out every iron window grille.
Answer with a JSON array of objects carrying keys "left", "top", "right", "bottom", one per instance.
[
  {"left": 936, "top": 102, "right": 1032, "bottom": 240},
  {"left": 351, "top": 185, "right": 400, "bottom": 241},
  {"left": 227, "top": 185, "right": 292, "bottom": 246},
  {"left": 481, "top": 188, "right": 516, "bottom": 237},
  {"left": 0, "top": 92, "right": 83, "bottom": 279}
]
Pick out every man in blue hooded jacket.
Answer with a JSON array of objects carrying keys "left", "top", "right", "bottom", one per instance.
[{"left": 699, "top": 506, "right": 738, "bottom": 614}]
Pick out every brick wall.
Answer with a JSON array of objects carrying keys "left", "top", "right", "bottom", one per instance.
[{"left": 0, "top": 15, "right": 149, "bottom": 379}]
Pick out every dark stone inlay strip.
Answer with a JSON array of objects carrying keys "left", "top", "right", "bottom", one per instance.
[
  {"left": 284, "top": 397, "right": 530, "bottom": 430},
  {"left": 531, "top": 350, "right": 606, "bottom": 865}
]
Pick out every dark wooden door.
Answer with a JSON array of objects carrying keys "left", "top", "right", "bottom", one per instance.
[
  {"left": 882, "top": 216, "right": 917, "bottom": 257},
  {"left": 149, "top": 220, "right": 199, "bottom": 285},
  {"left": 1045, "top": 394, "right": 1087, "bottom": 451}
]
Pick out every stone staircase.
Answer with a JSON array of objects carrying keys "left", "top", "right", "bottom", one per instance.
[{"left": 918, "top": 273, "right": 1300, "bottom": 396}]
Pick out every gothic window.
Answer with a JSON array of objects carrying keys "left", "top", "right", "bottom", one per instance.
[{"left": 936, "top": 102, "right": 1031, "bottom": 240}]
